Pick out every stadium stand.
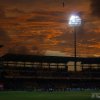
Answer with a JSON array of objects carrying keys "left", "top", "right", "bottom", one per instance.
[{"left": 0, "top": 54, "right": 100, "bottom": 91}]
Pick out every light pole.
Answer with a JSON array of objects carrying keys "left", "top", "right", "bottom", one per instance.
[{"left": 68, "top": 14, "right": 81, "bottom": 72}]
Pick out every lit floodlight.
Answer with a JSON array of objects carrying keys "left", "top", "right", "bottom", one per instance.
[
  {"left": 69, "top": 15, "right": 81, "bottom": 26},
  {"left": 68, "top": 14, "right": 82, "bottom": 72}
]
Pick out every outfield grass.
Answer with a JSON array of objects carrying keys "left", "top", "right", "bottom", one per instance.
[{"left": 0, "top": 91, "right": 99, "bottom": 100}]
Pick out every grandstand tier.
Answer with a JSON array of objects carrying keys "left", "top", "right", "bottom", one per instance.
[{"left": 0, "top": 54, "right": 100, "bottom": 90}]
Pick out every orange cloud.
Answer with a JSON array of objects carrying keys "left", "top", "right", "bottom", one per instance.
[{"left": 0, "top": 0, "right": 100, "bottom": 57}]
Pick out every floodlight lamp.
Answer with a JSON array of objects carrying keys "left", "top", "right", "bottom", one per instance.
[{"left": 68, "top": 14, "right": 81, "bottom": 26}]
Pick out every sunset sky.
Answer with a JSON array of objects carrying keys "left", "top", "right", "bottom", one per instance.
[{"left": 0, "top": 0, "right": 100, "bottom": 57}]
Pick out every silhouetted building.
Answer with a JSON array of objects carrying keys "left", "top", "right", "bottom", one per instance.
[{"left": 0, "top": 54, "right": 100, "bottom": 90}]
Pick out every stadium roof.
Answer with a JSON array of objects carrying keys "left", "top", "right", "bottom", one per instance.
[{"left": 1, "top": 54, "right": 100, "bottom": 64}]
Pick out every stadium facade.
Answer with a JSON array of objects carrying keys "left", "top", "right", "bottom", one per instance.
[{"left": 0, "top": 54, "right": 100, "bottom": 91}]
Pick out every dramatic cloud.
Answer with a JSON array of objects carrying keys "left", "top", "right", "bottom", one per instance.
[
  {"left": 0, "top": 7, "right": 11, "bottom": 45},
  {"left": 0, "top": 0, "right": 99, "bottom": 57},
  {"left": 0, "top": 8, "right": 5, "bottom": 18},
  {"left": 0, "top": 28, "right": 10, "bottom": 43},
  {"left": 91, "top": 0, "right": 100, "bottom": 17}
]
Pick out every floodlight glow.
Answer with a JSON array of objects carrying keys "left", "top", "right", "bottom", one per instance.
[{"left": 69, "top": 15, "right": 81, "bottom": 26}]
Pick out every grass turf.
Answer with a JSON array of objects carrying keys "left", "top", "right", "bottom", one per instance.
[{"left": 0, "top": 91, "right": 99, "bottom": 100}]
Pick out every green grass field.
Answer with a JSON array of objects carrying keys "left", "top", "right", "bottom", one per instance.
[{"left": 0, "top": 91, "right": 99, "bottom": 100}]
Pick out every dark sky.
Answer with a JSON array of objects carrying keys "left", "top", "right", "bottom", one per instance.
[
  {"left": 91, "top": 0, "right": 100, "bottom": 17},
  {"left": 0, "top": 0, "right": 100, "bottom": 57}
]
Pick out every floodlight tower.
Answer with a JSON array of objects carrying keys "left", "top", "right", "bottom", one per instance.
[{"left": 68, "top": 14, "right": 81, "bottom": 72}]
